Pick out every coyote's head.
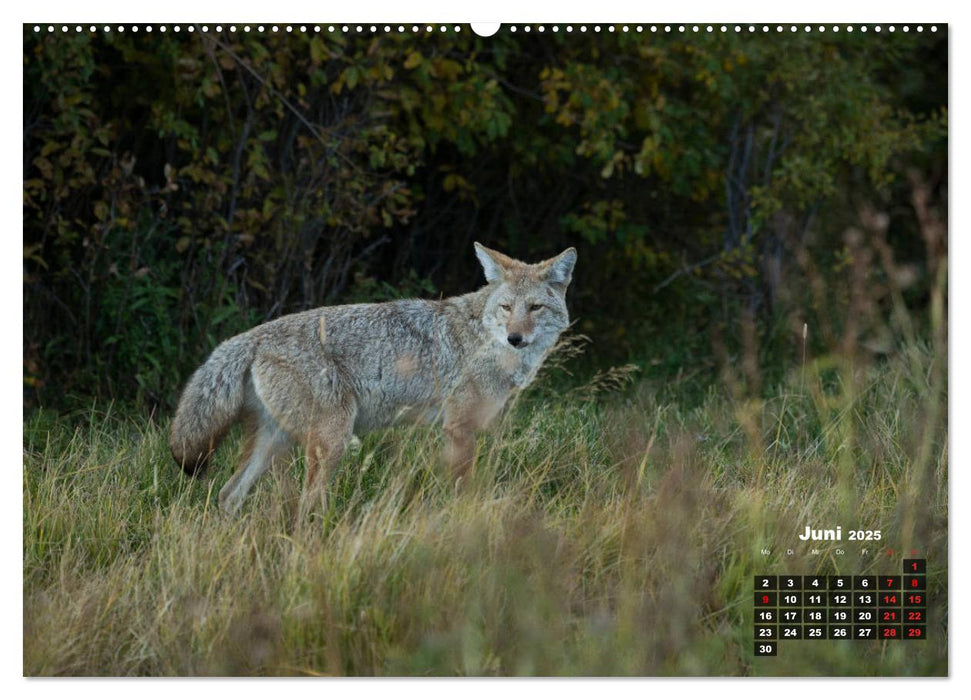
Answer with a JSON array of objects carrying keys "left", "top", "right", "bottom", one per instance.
[{"left": 474, "top": 242, "right": 577, "bottom": 351}]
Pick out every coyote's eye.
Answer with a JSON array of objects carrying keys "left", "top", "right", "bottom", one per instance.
[
  {"left": 500, "top": 304, "right": 512, "bottom": 312},
  {"left": 529, "top": 304, "right": 544, "bottom": 312}
]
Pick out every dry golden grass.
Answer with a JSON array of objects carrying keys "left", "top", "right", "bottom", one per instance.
[{"left": 23, "top": 336, "right": 947, "bottom": 676}]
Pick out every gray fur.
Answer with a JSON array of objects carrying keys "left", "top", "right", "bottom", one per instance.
[{"left": 169, "top": 242, "right": 577, "bottom": 515}]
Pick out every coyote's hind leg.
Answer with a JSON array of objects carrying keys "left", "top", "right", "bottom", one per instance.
[
  {"left": 297, "top": 404, "right": 356, "bottom": 522},
  {"left": 218, "top": 408, "right": 293, "bottom": 516}
]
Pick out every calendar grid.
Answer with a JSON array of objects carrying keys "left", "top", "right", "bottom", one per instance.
[{"left": 754, "top": 559, "right": 926, "bottom": 656}]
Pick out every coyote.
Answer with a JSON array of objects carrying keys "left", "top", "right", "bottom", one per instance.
[{"left": 170, "top": 243, "right": 577, "bottom": 515}]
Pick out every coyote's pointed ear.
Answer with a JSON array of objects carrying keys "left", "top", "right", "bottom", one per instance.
[
  {"left": 544, "top": 247, "right": 577, "bottom": 287},
  {"left": 474, "top": 242, "right": 509, "bottom": 283}
]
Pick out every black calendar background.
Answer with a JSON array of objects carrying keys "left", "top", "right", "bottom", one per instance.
[{"left": 745, "top": 547, "right": 946, "bottom": 675}]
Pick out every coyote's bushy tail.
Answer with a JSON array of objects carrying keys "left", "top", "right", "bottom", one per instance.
[{"left": 170, "top": 333, "right": 256, "bottom": 475}]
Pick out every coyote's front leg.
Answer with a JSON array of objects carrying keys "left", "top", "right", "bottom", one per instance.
[
  {"left": 443, "top": 415, "right": 476, "bottom": 482},
  {"left": 443, "top": 385, "right": 506, "bottom": 485}
]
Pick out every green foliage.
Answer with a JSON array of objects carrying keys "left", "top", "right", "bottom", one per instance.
[{"left": 23, "top": 26, "right": 947, "bottom": 406}]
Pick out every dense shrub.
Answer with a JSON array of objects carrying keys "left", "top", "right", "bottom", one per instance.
[{"left": 23, "top": 26, "right": 947, "bottom": 406}]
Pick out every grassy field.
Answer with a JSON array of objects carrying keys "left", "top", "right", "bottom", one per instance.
[{"left": 23, "top": 340, "right": 947, "bottom": 676}]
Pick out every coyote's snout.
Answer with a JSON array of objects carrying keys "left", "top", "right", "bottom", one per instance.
[{"left": 169, "top": 242, "right": 577, "bottom": 515}]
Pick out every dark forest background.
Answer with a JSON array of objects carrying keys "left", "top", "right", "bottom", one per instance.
[{"left": 23, "top": 25, "right": 947, "bottom": 410}]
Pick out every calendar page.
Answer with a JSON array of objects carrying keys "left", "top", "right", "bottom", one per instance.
[{"left": 23, "top": 17, "right": 948, "bottom": 678}]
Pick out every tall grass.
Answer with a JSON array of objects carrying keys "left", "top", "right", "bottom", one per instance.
[{"left": 23, "top": 336, "right": 946, "bottom": 676}]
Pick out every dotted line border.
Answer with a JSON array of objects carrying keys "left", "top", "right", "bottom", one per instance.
[{"left": 30, "top": 24, "right": 941, "bottom": 35}]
